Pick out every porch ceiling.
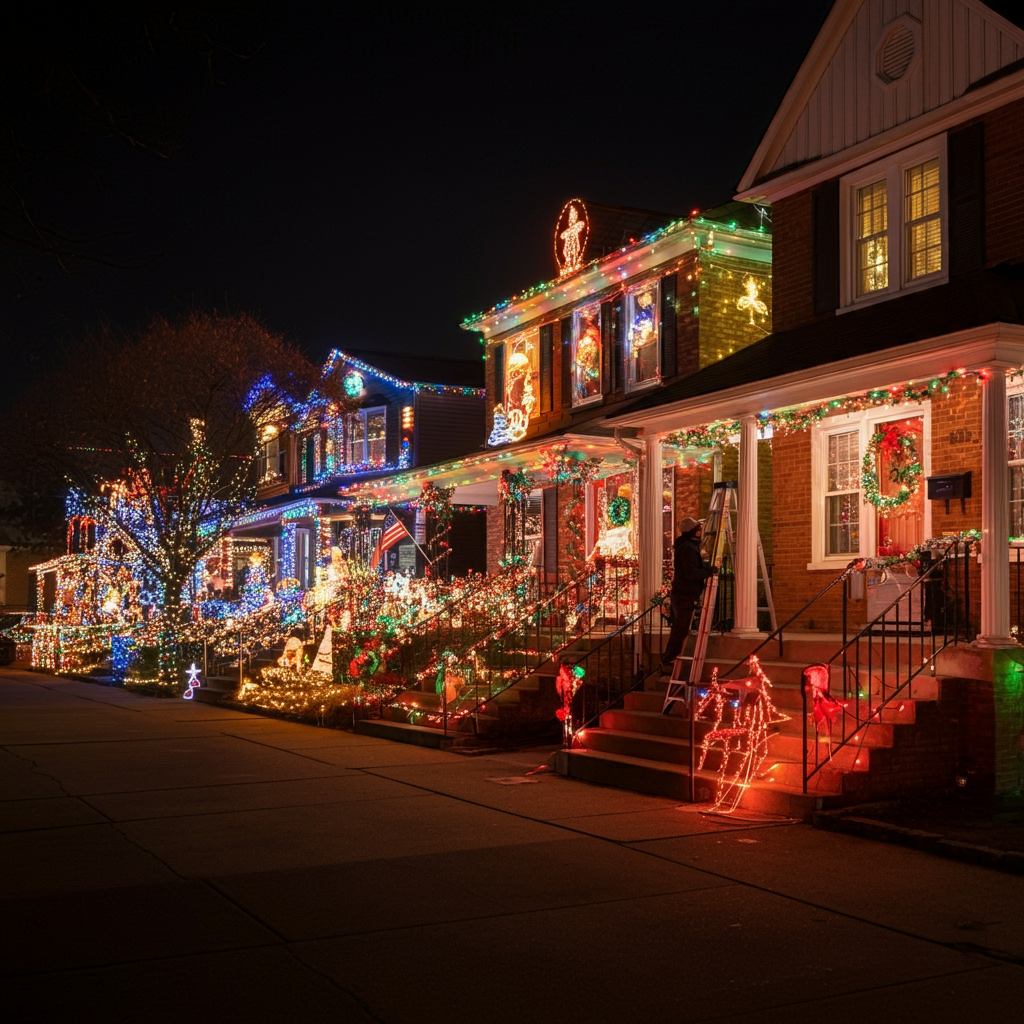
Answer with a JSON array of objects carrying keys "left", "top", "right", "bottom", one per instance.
[
  {"left": 338, "top": 434, "right": 636, "bottom": 505},
  {"left": 610, "top": 322, "right": 1024, "bottom": 437}
]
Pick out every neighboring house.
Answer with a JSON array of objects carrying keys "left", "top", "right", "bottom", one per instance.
[
  {"left": 223, "top": 349, "right": 487, "bottom": 593},
  {"left": 340, "top": 198, "right": 772, "bottom": 608}
]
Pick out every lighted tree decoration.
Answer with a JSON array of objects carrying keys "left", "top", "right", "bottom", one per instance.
[
  {"left": 12, "top": 312, "right": 350, "bottom": 683},
  {"left": 418, "top": 481, "right": 454, "bottom": 581},
  {"left": 488, "top": 405, "right": 512, "bottom": 446},
  {"left": 239, "top": 552, "right": 271, "bottom": 615}
]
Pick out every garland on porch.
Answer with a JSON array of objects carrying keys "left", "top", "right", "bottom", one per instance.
[
  {"left": 861, "top": 424, "right": 923, "bottom": 514},
  {"left": 498, "top": 468, "right": 535, "bottom": 505}
]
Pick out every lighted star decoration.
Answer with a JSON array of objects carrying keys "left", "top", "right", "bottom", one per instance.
[
  {"left": 183, "top": 662, "right": 202, "bottom": 700},
  {"left": 736, "top": 276, "right": 768, "bottom": 324}
]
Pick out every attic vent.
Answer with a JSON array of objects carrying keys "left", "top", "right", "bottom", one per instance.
[{"left": 878, "top": 24, "right": 915, "bottom": 83}]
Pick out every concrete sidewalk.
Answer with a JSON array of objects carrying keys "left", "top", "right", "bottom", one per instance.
[{"left": 2, "top": 668, "right": 1022, "bottom": 1023}]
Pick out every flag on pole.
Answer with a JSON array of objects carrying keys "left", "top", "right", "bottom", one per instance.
[{"left": 369, "top": 510, "right": 411, "bottom": 569}]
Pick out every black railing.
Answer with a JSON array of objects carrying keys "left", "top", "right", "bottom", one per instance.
[
  {"left": 1012, "top": 545, "right": 1024, "bottom": 639},
  {"left": 802, "top": 538, "right": 971, "bottom": 792},
  {"left": 563, "top": 600, "right": 671, "bottom": 748}
]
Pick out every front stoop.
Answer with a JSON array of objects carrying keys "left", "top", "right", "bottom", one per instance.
[
  {"left": 554, "top": 634, "right": 961, "bottom": 821},
  {"left": 354, "top": 718, "right": 457, "bottom": 749}
]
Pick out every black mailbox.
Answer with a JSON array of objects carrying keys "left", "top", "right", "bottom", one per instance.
[{"left": 926, "top": 471, "right": 972, "bottom": 512}]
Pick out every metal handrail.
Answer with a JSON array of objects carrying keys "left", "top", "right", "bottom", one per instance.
[
  {"left": 565, "top": 600, "right": 670, "bottom": 747},
  {"left": 718, "top": 559, "right": 865, "bottom": 680},
  {"left": 802, "top": 538, "right": 969, "bottom": 792}
]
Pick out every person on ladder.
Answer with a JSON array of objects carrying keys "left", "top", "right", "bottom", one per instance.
[{"left": 661, "top": 517, "right": 718, "bottom": 676}]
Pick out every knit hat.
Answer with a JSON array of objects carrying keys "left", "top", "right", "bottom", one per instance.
[{"left": 678, "top": 517, "right": 701, "bottom": 535}]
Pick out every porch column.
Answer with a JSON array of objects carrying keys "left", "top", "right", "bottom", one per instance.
[
  {"left": 638, "top": 435, "right": 663, "bottom": 608},
  {"left": 732, "top": 414, "right": 760, "bottom": 636},
  {"left": 978, "top": 368, "right": 1014, "bottom": 645}
]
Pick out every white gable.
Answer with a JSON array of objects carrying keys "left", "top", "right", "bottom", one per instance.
[{"left": 740, "top": 0, "right": 1024, "bottom": 192}]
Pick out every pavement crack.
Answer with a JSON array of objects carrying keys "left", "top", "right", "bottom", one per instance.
[{"left": 284, "top": 945, "right": 391, "bottom": 1023}]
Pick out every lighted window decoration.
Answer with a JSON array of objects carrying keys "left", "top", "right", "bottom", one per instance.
[
  {"left": 625, "top": 280, "right": 659, "bottom": 389},
  {"left": 343, "top": 371, "right": 364, "bottom": 398},
  {"left": 554, "top": 199, "right": 589, "bottom": 278},
  {"left": 258, "top": 433, "right": 286, "bottom": 483},
  {"left": 344, "top": 407, "right": 386, "bottom": 468},
  {"left": 1010, "top": 392, "right": 1024, "bottom": 537},
  {"left": 502, "top": 328, "right": 539, "bottom": 442},
  {"left": 571, "top": 303, "right": 602, "bottom": 406}
]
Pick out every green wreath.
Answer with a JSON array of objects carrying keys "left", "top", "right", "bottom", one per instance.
[
  {"left": 608, "top": 496, "right": 632, "bottom": 527},
  {"left": 861, "top": 426, "right": 923, "bottom": 513}
]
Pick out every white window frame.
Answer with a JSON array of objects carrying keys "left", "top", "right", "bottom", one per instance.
[
  {"left": 624, "top": 278, "right": 660, "bottom": 392},
  {"left": 259, "top": 435, "right": 287, "bottom": 483},
  {"left": 809, "top": 402, "right": 931, "bottom": 570},
  {"left": 839, "top": 135, "right": 948, "bottom": 312},
  {"left": 344, "top": 406, "right": 387, "bottom": 468}
]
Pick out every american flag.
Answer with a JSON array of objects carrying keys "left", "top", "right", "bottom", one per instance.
[{"left": 369, "top": 510, "right": 410, "bottom": 569}]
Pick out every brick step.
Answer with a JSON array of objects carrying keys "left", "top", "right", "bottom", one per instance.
[
  {"left": 581, "top": 723, "right": 875, "bottom": 777},
  {"left": 553, "top": 748, "right": 833, "bottom": 820},
  {"left": 600, "top": 707, "right": 895, "bottom": 750},
  {"left": 629, "top": 685, "right": 921, "bottom": 725}
]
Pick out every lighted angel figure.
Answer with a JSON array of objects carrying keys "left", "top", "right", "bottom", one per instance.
[
  {"left": 559, "top": 205, "right": 586, "bottom": 274},
  {"left": 629, "top": 294, "right": 656, "bottom": 359},
  {"left": 736, "top": 276, "right": 768, "bottom": 324}
]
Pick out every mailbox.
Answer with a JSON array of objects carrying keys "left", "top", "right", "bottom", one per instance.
[{"left": 926, "top": 471, "right": 972, "bottom": 512}]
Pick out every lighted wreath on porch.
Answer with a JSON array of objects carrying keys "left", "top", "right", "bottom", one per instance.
[{"left": 861, "top": 424, "right": 923, "bottom": 513}]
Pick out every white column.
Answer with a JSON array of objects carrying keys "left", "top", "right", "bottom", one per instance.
[
  {"left": 978, "top": 368, "right": 1014, "bottom": 645},
  {"left": 732, "top": 415, "right": 761, "bottom": 636},
  {"left": 638, "top": 435, "right": 663, "bottom": 609}
]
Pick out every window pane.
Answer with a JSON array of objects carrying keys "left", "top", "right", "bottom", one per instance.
[
  {"left": 346, "top": 413, "right": 365, "bottom": 465},
  {"left": 905, "top": 158, "right": 941, "bottom": 281},
  {"left": 366, "top": 411, "right": 386, "bottom": 466},
  {"left": 626, "top": 282, "right": 659, "bottom": 386},
  {"left": 1010, "top": 395, "right": 1024, "bottom": 461},
  {"left": 828, "top": 430, "right": 860, "bottom": 492},
  {"left": 1012, "top": 466, "right": 1024, "bottom": 538},
  {"left": 857, "top": 179, "right": 889, "bottom": 295},
  {"left": 826, "top": 494, "right": 860, "bottom": 556}
]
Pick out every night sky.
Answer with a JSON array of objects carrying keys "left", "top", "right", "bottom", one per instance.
[{"left": 1, "top": 1, "right": 833, "bottom": 391}]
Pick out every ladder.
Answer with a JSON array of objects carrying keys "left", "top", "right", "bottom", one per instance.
[{"left": 662, "top": 481, "right": 775, "bottom": 714}]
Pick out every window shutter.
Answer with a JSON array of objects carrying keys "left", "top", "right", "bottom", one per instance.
[
  {"left": 560, "top": 316, "right": 572, "bottom": 407},
  {"left": 660, "top": 272, "right": 677, "bottom": 378},
  {"left": 542, "top": 486, "right": 558, "bottom": 576},
  {"left": 493, "top": 343, "right": 504, "bottom": 407},
  {"left": 600, "top": 301, "right": 613, "bottom": 395},
  {"left": 539, "top": 323, "right": 553, "bottom": 413},
  {"left": 812, "top": 180, "right": 840, "bottom": 315},
  {"left": 613, "top": 297, "right": 625, "bottom": 392},
  {"left": 304, "top": 435, "right": 315, "bottom": 482},
  {"left": 949, "top": 122, "right": 985, "bottom": 276}
]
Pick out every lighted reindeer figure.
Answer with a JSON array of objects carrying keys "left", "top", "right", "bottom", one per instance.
[{"left": 695, "top": 654, "right": 788, "bottom": 813}]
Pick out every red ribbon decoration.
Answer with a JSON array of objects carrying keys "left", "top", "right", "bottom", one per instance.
[{"left": 802, "top": 663, "right": 843, "bottom": 728}]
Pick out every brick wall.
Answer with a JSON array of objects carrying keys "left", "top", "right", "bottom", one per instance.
[
  {"left": 697, "top": 254, "right": 772, "bottom": 367},
  {"left": 485, "top": 504, "right": 503, "bottom": 575},
  {"left": 770, "top": 190, "right": 817, "bottom": 333}
]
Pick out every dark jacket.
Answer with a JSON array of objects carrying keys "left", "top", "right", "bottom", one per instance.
[{"left": 671, "top": 534, "right": 715, "bottom": 600}]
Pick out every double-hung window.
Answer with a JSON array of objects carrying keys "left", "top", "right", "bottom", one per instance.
[
  {"left": 625, "top": 280, "right": 659, "bottom": 390},
  {"left": 344, "top": 407, "right": 386, "bottom": 468},
  {"left": 259, "top": 435, "right": 286, "bottom": 483},
  {"left": 571, "top": 303, "right": 602, "bottom": 405},
  {"left": 825, "top": 430, "right": 861, "bottom": 557},
  {"left": 842, "top": 137, "right": 947, "bottom": 308}
]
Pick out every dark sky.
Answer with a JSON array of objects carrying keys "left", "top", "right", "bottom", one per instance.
[{"left": 1, "top": 1, "right": 833, "bottom": 390}]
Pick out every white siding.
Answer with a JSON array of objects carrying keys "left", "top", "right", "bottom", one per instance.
[{"left": 769, "top": 0, "right": 1024, "bottom": 175}]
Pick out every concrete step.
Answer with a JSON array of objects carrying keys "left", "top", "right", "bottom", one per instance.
[{"left": 553, "top": 748, "right": 831, "bottom": 819}]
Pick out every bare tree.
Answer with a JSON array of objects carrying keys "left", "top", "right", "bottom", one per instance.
[{"left": 10, "top": 310, "right": 345, "bottom": 678}]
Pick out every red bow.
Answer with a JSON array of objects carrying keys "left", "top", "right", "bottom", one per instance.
[{"left": 802, "top": 664, "right": 843, "bottom": 728}]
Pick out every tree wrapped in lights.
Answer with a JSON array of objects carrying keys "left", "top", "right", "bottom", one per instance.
[{"left": 12, "top": 312, "right": 347, "bottom": 683}]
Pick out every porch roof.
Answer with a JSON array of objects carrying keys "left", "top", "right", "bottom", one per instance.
[
  {"left": 336, "top": 433, "right": 637, "bottom": 506},
  {"left": 609, "top": 267, "right": 1024, "bottom": 434}
]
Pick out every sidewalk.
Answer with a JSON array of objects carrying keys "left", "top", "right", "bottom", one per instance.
[{"left": 2, "top": 667, "right": 1022, "bottom": 1023}]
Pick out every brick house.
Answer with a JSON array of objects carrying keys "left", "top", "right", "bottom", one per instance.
[
  {"left": 601, "top": 0, "right": 1024, "bottom": 798},
  {"left": 343, "top": 198, "right": 772, "bottom": 613}
]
